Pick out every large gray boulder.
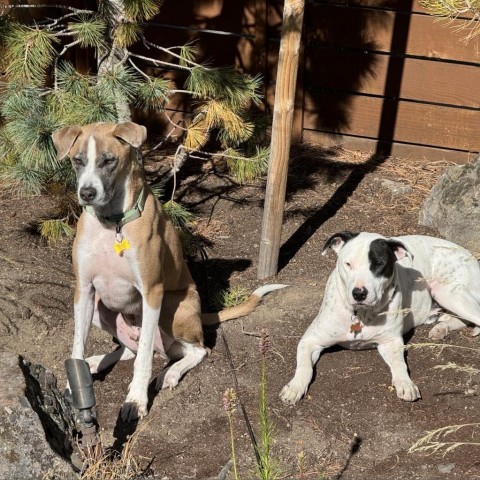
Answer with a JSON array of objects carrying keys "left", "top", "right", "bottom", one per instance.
[
  {"left": 419, "top": 155, "right": 480, "bottom": 255},
  {"left": 0, "top": 352, "right": 78, "bottom": 480}
]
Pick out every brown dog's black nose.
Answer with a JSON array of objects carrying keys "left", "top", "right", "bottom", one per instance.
[
  {"left": 79, "top": 187, "right": 97, "bottom": 202},
  {"left": 352, "top": 287, "right": 368, "bottom": 302}
]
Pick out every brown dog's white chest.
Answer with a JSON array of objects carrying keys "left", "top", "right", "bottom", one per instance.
[{"left": 75, "top": 214, "right": 143, "bottom": 314}]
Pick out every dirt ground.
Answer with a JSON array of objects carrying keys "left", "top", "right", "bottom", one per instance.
[{"left": 1, "top": 144, "right": 480, "bottom": 479}]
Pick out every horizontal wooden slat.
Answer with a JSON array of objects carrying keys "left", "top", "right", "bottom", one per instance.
[
  {"left": 302, "top": 93, "right": 480, "bottom": 151},
  {"left": 303, "top": 1, "right": 477, "bottom": 19},
  {"left": 303, "top": 4, "right": 480, "bottom": 63},
  {"left": 309, "top": 0, "right": 467, "bottom": 15},
  {"left": 303, "top": 129, "right": 476, "bottom": 163},
  {"left": 304, "top": 49, "right": 480, "bottom": 108}
]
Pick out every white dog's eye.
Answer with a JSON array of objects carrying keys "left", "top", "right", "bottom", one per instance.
[{"left": 345, "top": 262, "right": 352, "bottom": 269}]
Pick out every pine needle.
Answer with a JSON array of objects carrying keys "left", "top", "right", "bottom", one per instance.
[
  {"left": 179, "top": 43, "right": 200, "bottom": 67},
  {"left": 186, "top": 66, "right": 262, "bottom": 109},
  {"left": 184, "top": 120, "right": 209, "bottom": 150},
  {"left": 96, "top": 64, "right": 142, "bottom": 103},
  {"left": 0, "top": 161, "right": 47, "bottom": 195},
  {"left": 56, "top": 61, "right": 94, "bottom": 96},
  {"left": 419, "top": 1, "right": 480, "bottom": 42},
  {"left": 224, "top": 147, "right": 269, "bottom": 183},
  {"left": 122, "top": 0, "right": 161, "bottom": 21},
  {"left": 5, "top": 25, "right": 58, "bottom": 84},
  {"left": 135, "top": 77, "right": 171, "bottom": 110},
  {"left": 67, "top": 15, "right": 107, "bottom": 49},
  {"left": 202, "top": 100, "right": 254, "bottom": 144},
  {"left": 162, "top": 200, "right": 194, "bottom": 229},
  {"left": 38, "top": 219, "right": 75, "bottom": 244},
  {"left": 115, "top": 22, "right": 141, "bottom": 48}
]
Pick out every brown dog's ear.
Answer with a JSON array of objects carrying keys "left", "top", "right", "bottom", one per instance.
[
  {"left": 113, "top": 122, "right": 147, "bottom": 148},
  {"left": 52, "top": 126, "right": 82, "bottom": 160}
]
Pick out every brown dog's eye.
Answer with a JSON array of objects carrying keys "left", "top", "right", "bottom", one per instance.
[
  {"left": 72, "top": 156, "right": 84, "bottom": 167},
  {"left": 101, "top": 154, "right": 117, "bottom": 167}
]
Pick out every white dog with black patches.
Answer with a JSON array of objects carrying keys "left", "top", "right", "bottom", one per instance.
[
  {"left": 52, "top": 122, "right": 285, "bottom": 422},
  {"left": 281, "top": 232, "right": 480, "bottom": 404}
]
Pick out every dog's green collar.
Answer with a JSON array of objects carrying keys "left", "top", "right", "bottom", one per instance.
[{"left": 84, "top": 186, "right": 147, "bottom": 228}]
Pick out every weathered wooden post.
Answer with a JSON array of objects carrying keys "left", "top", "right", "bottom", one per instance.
[{"left": 257, "top": 0, "right": 305, "bottom": 279}]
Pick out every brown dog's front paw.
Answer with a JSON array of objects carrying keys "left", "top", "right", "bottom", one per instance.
[{"left": 121, "top": 399, "right": 148, "bottom": 422}]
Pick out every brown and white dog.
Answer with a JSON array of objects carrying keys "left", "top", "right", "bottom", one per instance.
[{"left": 52, "top": 122, "right": 285, "bottom": 422}]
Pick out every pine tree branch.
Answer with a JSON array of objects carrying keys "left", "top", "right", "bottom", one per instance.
[
  {"left": 128, "top": 58, "right": 150, "bottom": 80},
  {"left": 184, "top": 147, "right": 267, "bottom": 162},
  {"left": 57, "top": 39, "right": 82, "bottom": 58},
  {"left": 170, "top": 89, "right": 196, "bottom": 95},
  {"left": 43, "top": 12, "right": 92, "bottom": 31},
  {"left": 0, "top": 4, "right": 95, "bottom": 15},
  {"left": 144, "top": 116, "right": 187, "bottom": 154},
  {"left": 166, "top": 144, "right": 189, "bottom": 189},
  {"left": 142, "top": 38, "right": 205, "bottom": 69},
  {"left": 54, "top": 40, "right": 81, "bottom": 90},
  {"left": 164, "top": 111, "right": 187, "bottom": 131},
  {"left": 128, "top": 52, "right": 191, "bottom": 71}
]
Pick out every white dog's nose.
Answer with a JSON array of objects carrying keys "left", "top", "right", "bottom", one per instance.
[{"left": 352, "top": 287, "right": 368, "bottom": 302}]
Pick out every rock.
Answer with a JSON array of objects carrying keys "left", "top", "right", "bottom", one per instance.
[
  {"left": 419, "top": 155, "right": 480, "bottom": 254},
  {"left": 437, "top": 463, "right": 455, "bottom": 474},
  {"left": 374, "top": 177, "right": 413, "bottom": 196},
  {"left": 0, "top": 351, "right": 78, "bottom": 480}
]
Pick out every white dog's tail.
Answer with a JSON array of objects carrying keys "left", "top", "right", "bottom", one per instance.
[{"left": 201, "top": 284, "right": 288, "bottom": 325}]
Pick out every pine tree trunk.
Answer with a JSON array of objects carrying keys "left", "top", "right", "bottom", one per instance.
[{"left": 97, "top": 0, "right": 131, "bottom": 122}]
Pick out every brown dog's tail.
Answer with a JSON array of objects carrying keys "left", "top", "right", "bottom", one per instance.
[{"left": 201, "top": 284, "right": 288, "bottom": 325}]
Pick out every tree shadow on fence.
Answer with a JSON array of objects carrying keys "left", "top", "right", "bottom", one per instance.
[{"left": 278, "top": 1, "right": 412, "bottom": 272}]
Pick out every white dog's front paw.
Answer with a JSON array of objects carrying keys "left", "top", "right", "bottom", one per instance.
[
  {"left": 121, "top": 393, "right": 148, "bottom": 422},
  {"left": 428, "top": 323, "right": 449, "bottom": 341},
  {"left": 280, "top": 380, "right": 307, "bottom": 405},
  {"left": 393, "top": 379, "right": 421, "bottom": 402}
]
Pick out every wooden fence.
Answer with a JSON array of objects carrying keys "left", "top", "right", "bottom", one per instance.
[
  {"left": 144, "top": 0, "right": 480, "bottom": 163},
  {"left": 4, "top": 0, "right": 478, "bottom": 162}
]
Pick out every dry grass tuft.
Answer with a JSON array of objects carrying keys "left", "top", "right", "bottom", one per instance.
[
  {"left": 409, "top": 423, "right": 480, "bottom": 456},
  {"left": 80, "top": 419, "right": 155, "bottom": 480},
  {"left": 433, "top": 361, "right": 480, "bottom": 377}
]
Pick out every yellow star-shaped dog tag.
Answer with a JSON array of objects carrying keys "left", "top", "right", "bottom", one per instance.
[{"left": 113, "top": 238, "right": 131, "bottom": 255}]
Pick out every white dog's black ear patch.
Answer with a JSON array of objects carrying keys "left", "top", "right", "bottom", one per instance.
[
  {"left": 322, "top": 231, "right": 359, "bottom": 256},
  {"left": 368, "top": 239, "right": 398, "bottom": 278},
  {"left": 368, "top": 238, "right": 412, "bottom": 278},
  {"left": 387, "top": 239, "right": 412, "bottom": 262}
]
